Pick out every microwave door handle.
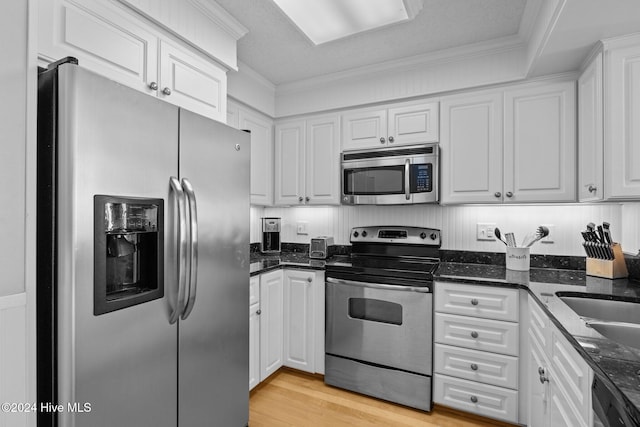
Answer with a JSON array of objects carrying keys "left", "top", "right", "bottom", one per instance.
[
  {"left": 405, "top": 159, "right": 411, "bottom": 200},
  {"left": 169, "top": 177, "right": 188, "bottom": 325},
  {"left": 181, "top": 178, "right": 198, "bottom": 320}
]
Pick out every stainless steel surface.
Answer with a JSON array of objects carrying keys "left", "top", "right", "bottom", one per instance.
[
  {"left": 494, "top": 191, "right": 501, "bottom": 198},
  {"left": 148, "top": 81, "right": 158, "bottom": 90},
  {"left": 177, "top": 108, "right": 250, "bottom": 427},
  {"left": 350, "top": 225, "right": 441, "bottom": 246},
  {"left": 169, "top": 176, "right": 188, "bottom": 325},
  {"left": 181, "top": 177, "right": 198, "bottom": 321},
  {"left": 325, "top": 354, "right": 432, "bottom": 412},
  {"left": 506, "top": 191, "right": 513, "bottom": 197},
  {"left": 560, "top": 296, "right": 640, "bottom": 324},
  {"left": 325, "top": 279, "right": 433, "bottom": 375},
  {"left": 404, "top": 158, "right": 410, "bottom": 200},
  {"left": 309, "top": 236, "right": 335, "bottom": 259},
  {"left": 162, "top": 87, "right": 172, "bottom": 95},
  {"left": 389, "top": 136, "right": 395, "bottom": 143},
  {"left": 57, "top": 64, "right": 179, "bottom": 427},
  {"left": 588, "top": 322, "right": 640, "bottom": 350},
  {"left": 326, "top": 277, "right": 431, "bottom": 293}
]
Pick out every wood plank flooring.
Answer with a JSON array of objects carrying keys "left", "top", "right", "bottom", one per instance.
[{"left": 249, "top": 369, "right": 515, "bottom": 427}]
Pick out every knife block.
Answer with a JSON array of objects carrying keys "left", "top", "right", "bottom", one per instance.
[{"left": 586, "top": 243, "right": 628, "bottom": 279}]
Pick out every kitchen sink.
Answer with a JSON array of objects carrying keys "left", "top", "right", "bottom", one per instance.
[
  {"left": 558, "top": 295, "right": 640, "bottom": 325},
  {"left": 587, "top": 322, "right": 640, "bottom": 351}
]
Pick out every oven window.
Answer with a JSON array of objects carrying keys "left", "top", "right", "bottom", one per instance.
[
  {"left": 348, "top": 298, "right": 403, "bottom": 325},
  {"left": 343, "top": 166, "right": 404, "bottom": 195}
]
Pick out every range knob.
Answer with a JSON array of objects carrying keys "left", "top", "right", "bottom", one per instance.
[
  {"left": 430, "top": 233, "right": 438, "bottom": 240},
  {"left": 353, "top": 231, "right": 359, "bottom": 238},
  {"left": 420, "top": 232, "right": 427, "bottom": 239},
  {"left": 362, "top": 230, "right": 368, "bottom": 237}
]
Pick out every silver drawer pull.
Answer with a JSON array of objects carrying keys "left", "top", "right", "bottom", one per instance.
[
  {"left": 470, "top": 331, "right": 479, "bottom": 339},
  {"left": 470, "top": 396, "right": 478, "bottom": 403},
  {"left": 470, "top": 363, "right": 478, "bottom": 371},
  {"left": 470, "top": 298, "right": 479, "bottom": 306}
]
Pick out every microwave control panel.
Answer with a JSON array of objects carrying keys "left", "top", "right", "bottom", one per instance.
[{"left": 410, "top": 164, "right": 432, "bottom": 193}]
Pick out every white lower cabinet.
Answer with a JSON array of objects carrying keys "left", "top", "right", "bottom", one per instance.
[
  {"left": 250, "top": 268, "right": 325, "bottom": 390},
  {"left": 434, "top": 281, "right": 519, "bottom": 424},
  {"left": 526, "top": 294, "right": 593, "bottom": 427}
]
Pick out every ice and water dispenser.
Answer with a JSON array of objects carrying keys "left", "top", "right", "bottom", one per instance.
[{"left": 94, "top": 196, "right": 164, "bottom": 315}]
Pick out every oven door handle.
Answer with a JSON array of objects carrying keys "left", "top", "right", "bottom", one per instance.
[{"left": 326, "top": 277, "right": 431, "bottom": 293}]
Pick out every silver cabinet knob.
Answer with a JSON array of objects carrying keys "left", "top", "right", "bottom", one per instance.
[
  {"left": 470, "top": 396, "right": 478, "bottom": 403},
  {"left": 538, "top": 367, "right": 545, "bottom": 375},
  {"left": 388, "top": 136, "right": 395, "bottom": 143},
  {"left": 588, "top": 185, "right": 597, "bottom": 193},
  {"left": 307, "top": 277, "right": 312, "bottom": 283},
  {"left": 494, "top": 192, "right": 501, "bottom": 198},
  {"left": 256, "top": 309, "right": 261, "bottom": 315},
  {"left": 470, "top": 298, "right": 479, "bottom": 306},
  {"left": 506, "top": 191, "right": 513, "bottom": 198},
  {"left": 148, "top": 81, "right": 158, "bottom": 90},
  {"left": 539, "top": 374, "right": 549, "bottom": 384},
  {"left": 380, "top": 137, "right": 386, "bottom": 144},
  {"left": 162, "top": 87, "right": 172, "bottom": 96},
  {"left": 470, "top": 331, "right": 479, "bottom": 339},
  {"left": 305, "top": 196, "right": 310, "bottom": 202},
  {"left": 470, "top": 363, "right": 478, "bottom": 371},
  {"left": 298, "top": 196, "right": 304, "bottom": 202}
]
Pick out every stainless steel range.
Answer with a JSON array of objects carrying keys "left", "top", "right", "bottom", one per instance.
[{"left": 324, "top": 226, "right": 441, "bottom": 412}]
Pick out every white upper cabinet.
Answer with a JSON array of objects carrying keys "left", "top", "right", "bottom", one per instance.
[
  {"left": 228, "top": 100, "right": 274, "bottom": 205},
  {"left": 578, "top": 51, "right": 604, "bottom": 202},
  {"left": 603, "top": 35, "right": 640, "bottom": 199},
  {"left": 275, "top": 114, "right": 340, "bottom": 206},
  {"left": 341, "top": 101, "right": 438, "bottom": 151},
  {"left": 39, "top": 0, "right": 229, "bottom": 122},
  {"left": 440, "top": 90, "right": 504, "bottom": 204},
  {"left": 504, "top": 80, "right": 576, "bottom": 203},
  {"left": 441, "top": 79, "right": 576, "bottom": 204}
]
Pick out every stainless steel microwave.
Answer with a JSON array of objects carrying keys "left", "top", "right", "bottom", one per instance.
[{"left": 341, "top": 144, "right": 439, "bottom": 205}]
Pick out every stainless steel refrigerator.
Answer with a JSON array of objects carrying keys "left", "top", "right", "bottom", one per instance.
[{"left": 37, "top": 58, "right": 250, "bottom": 427}]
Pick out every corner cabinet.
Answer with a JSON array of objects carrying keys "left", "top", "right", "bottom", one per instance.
[
  {"left": 440, "top": 79, "right": 576, "bottom": 204},
  {"left": 227, "top": 100, "right": 274, "bottom": 205},
  {"left": 274, "top": 115, "right": 340, "bottom": 206},
  {"left": 39, "top": 0, "right": 228, "bottom": 122},
  {"left": 341, "top": 101, "right": 439, "bottom": 151}
]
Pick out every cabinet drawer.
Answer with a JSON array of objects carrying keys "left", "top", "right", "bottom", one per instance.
[
  {"left": 528, "top": 294, "right": 550, "bottom": 348},
  {"left": 435, "top": 313, "right": 519, "bottom": 356},
  {"left": 249, "top": 276, "right": 259, "bottom": 306},
  {"left": 435, "top": 282, "right": 519, "bottom": 322},
  {"left": 434, "top": 374, "right": 518, "bottom": 423},
  {"left": 434, "top": 344, "right": 518, "bottom": 389},
  {"left": 550, "top": 328, "right": 591, "bottom": 419}
]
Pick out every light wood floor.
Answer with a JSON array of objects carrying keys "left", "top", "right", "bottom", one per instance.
[{"left": 249, "top": 368, "right": 515, "bottom": 427}]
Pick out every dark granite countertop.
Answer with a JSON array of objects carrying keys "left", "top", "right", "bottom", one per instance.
[
  {"left": 436, "top": 262, "right": 640, "bottom": 425},
  {"left": 249, "top": 252, "right": 640, "bottom": 424}
]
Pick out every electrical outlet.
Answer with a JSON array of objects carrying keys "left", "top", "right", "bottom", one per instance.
[
  {"left": 296, "top": 221, "right": 308, "bottom": 235},
  {"left": 476, "top": 223, "right": 496, "bottom": 241},
  {"left": 541, "top": 224, "right": 555, "bottom": 243}
]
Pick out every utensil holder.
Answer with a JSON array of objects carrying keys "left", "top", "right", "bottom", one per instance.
[
  {"left": 506, "top": 247, "right": 530, "bottom": 271},
  {"left": 586, "top": 243, "right": 628, "bottom": 279}
]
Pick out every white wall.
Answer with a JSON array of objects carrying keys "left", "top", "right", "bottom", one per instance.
[{"left": 255, "top": 203, "right": 626, "bottom": 257}]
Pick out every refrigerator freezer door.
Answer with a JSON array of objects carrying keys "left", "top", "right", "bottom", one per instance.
[
  {"left": 177, "top": 109, "right": 250, "bottom": 426},
  {"left": 56, "top": 64, "right": 179, "bottom": 427}
]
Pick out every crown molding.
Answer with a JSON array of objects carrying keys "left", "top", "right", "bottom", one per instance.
[
  {"left": 187, "top": 0, "right": 248, "bottom": 40},
  {"left": 276, "top": 34, "right": 525, "bottom": 94},
  {"left": 236, "top": 61, "right": 277, "bottom": 91}
]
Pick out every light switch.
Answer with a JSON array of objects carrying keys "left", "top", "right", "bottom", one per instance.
[{"left": 476, "top": 223, "right": 496, "bottom": 241}]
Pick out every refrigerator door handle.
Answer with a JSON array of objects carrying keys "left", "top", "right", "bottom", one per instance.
[
  {"left": 169, "top": 176, "right": 188, "bottom": 324},
  {"left": 181, "top": 178, "right": 198, "bottom": 320}
]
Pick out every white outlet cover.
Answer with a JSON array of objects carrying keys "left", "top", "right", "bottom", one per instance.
[{"left": 296, "top": 221, "right": 309, "bottom": 235}]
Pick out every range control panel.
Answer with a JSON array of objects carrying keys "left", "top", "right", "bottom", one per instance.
[{"left": 350, "top": 226, "right": 440, "bottom": 246}]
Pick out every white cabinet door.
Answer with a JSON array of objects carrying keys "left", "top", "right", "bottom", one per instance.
[
  {"left": 39, "top": 0, "right": 159, "bottom": 93},
  {"left": 259, "top": 270, "right": 283, "bottom": 381},
  {"left": 314, "top": 271, "right": 325, "bottom": 375},
  {"left": 159, "top": 40, "right": 227, "bottom": 122},
  {"left": 283, "top": 269, "right": 315, "bottom": 373},
  {"left": 578, "top": 52, "right": 604, "bottom": 201},
  {"left": 239, "top": 108, "right": 274, "bottom": 205},
  {"left": 274, "top": 120, "right": 305, "bottom": 205},
  {"left": 549, "top": 380, "right": 585, "bottom": 427},
  {"left": 527, "top": 331, "right": 550, "bottom": 427},
  {"left": 341, "top": 108, "right": 387, "bottom": 151},
  {"left": 605, "top": 41, "right": 640, "bottom": 199},
  {"left": 440, "top": 90, "right": 503, "bottom": 204},
  {"left": 387, "top": 102, "right": 439, "bottom": 145},
  {"left": 504, "top": 81, "right": 577, "bottom": 203},
  {"left": 305, "top": 115, "right": 340, "bottom": 205},
  {"left": 249, "top": 302, "right": 260, "bottom": 390}
]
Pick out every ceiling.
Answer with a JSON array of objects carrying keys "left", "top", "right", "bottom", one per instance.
[{"left": 215, "top": 0, "right": 640, "bottom": 88}]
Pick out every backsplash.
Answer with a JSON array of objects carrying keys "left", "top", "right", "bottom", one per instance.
[{"left": 252, "top": 204, "right": 626, "bottom": 257}]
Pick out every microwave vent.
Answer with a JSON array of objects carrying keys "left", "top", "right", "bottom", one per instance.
[{"left": 342, "top": 146, "right": 434, "bottom": 161}]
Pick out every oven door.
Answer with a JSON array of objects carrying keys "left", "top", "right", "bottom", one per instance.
[
  {"left": 341, "top": 154, "right": 438, "bottom": 205},
  {"left": 325, "top": 277, "right": 433, "bottom": 375}
]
